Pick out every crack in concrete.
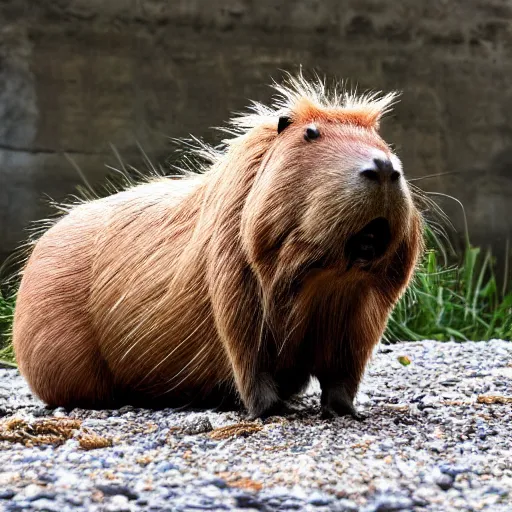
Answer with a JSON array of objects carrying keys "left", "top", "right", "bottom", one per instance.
[{"left": 0, "top": 144, "right": 107, "bottom": 157}]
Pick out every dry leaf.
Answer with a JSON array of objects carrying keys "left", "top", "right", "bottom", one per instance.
[
  {"left": 227, "top": 477, "right": 263, "bottom": 492},
  {"left": 209, "top": 422, "right": 263, "bottom": 440},
  {"left": 477, "top": 395, "right": 512, "bottom": 405},
  {"left": 0, "top": 416, "right": 82, "bottom": 446},
  {"left": 78, "top": 429, "right": 113, "bottom": 450},
  {"left": 217, "top": 472, "right": 264, "bottom": 492}
]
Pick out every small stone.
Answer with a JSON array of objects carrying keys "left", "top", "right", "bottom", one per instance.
[
  {"left": 279, "top": 499, "right": 303, "bottom": 510},
  {"left": 371, "top": 495, "right": 414, "bottom": 511},
  {"left": 436, "top": 474, "right": 454, "bottom": 491},
  {"left": 65, "top": 496, "right": 83, "bottom": 506},
  {"left": 477, "top": 427, "right": 488, "bottom": 440},
  {"left": 66, "top": 452, "right": 82, "bottom": 462},
  {"left": 105, "top": 495, "right": 131, "bottom": 512},
  {"left": 427, "top": 441, "right": 446, "bottom": 453},
  {"left": 181, "top": 415, "right": 213, "bottom": 435},
  {"left": 19, "top": 485, "right": 43, "bottom": 500},
  {"left": 440, "top": 378, "right": 460, "bottom": 386},
  {"left": 207, "top": 478, "right": 228, "bottom": 489},
  {"left": 155, "top": 461, "right": 178, "bottom": 473},
  {"left": 484, "top": 486, "right": 509, "bottom": 496},
  {"left": 96, "top": 484, "right": 138, "bottom": 501},
  {"left": 38, "top": 473, "right": 57, "bottom": 484},
  {"left": 0, "top": 490, "right": 15, "bottom": 500},
  {"left": 336, "top": 499, "right": 359, "bottom": 511},
  {"left": 438, "top": 464, "right": 470, "bottom": 477},
  {"left": 308, "top": 491, "right": 332, "bottom": 506},
  {"left": 56, "top": 471, "right": 80, "bottom": 487},
  {"left": 235, "top": 493, "right": 264, "bottom": 509},
  {"left": 30, "top": 499, "right": 60, "bottom": 511},
  {"left": 420, "top": 396, "right": 439, "bottom": 407},
  {"left": 379, "top": 440, "right": 394, "bottom": 451}
]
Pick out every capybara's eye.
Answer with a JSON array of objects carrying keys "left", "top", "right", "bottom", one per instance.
[{"left": 304, "top": 124, "right": 320, "bottom": 141}]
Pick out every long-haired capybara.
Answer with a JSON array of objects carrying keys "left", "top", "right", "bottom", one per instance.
[{"left": 13, "top": 74, "right": 423, "bottom": 419}]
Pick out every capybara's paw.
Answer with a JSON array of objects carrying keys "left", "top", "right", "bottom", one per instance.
[
  {"left": 321, "top": 404, "right": 366, "bottom": 421},
  {"left": 244, "top": 373, "right": 281, "bottom": 419},
  {"left": 247, "top": 400, "right": 299, "bottom": 420},
  {"left": 320, "top": 383, "right": 366, "bottom": 421}
]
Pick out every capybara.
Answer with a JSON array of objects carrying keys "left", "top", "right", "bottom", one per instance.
[{"left": 13, "top": 75, "right": 423, "bottom": 419}]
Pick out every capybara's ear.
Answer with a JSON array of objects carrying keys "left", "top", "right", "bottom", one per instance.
[{"left": 277, "top": 116, "right": 292, "bottom": 134}]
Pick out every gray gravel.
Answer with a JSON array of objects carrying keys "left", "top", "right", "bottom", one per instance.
[{"left": 1, "top": 340, "right": 512, "bottom": 512}]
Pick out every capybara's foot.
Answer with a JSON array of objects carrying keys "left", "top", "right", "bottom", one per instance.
[
  {"left": 247, "top": 400, "right": 300, "bottom": 420},
  {"left": 244, "top": 373, "right": 283, "bottom": 419},
  {"left": 321, "top": 404, "right": 366, "bottom": 421},
  {"left": 320, "top": 383, "right": 366, "bottom": 421}
]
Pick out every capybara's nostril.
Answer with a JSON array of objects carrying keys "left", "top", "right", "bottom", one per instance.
[
  {"left": 360, "top": 169, "right": 380, "bottom": 182},
  {"left": 361, "top": 159, "right": 400, "bottom": 184}
]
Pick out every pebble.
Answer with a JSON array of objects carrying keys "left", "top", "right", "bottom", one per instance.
[
  {"left": 30, "top": 499, "right": 61, "bottom": 511},
  {"left": 436, "top": 473, "right": 455, "bottom": 491},
  {"left": 105, "top": 495, "right": 132, "bottom": 512},
  {"left": 235, "top": 494, "right": 264, "bottom": 509},
  {"left": 155, "top": 461, "right": 178, "bottom": 473},
  {"left": 308, "top": 491, "right": 332, "bottom": 505},
  {"left": 181, "top": 414, "right": 213, "bottom": 435},
  {"left": 96, "top": 484, "right": 138, "bottom": 500},
  {"left": 370, "top": 495, "right": 414, "bottom": 511}
]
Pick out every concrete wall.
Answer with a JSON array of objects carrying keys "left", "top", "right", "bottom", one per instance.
[{"left": 1, "top": 0, "right": 511, "bottom": 273}]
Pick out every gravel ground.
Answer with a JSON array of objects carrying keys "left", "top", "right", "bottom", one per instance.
[{"left": 0, "top": 340, "right": 511, "bottom": 512}]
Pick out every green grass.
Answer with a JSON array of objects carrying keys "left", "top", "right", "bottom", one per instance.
[
  {"left": 384, "top": 231, "right": 512, "bottom": 342},
  {"left": 0, "top": 291, "right": 15, "bottom": 366},
  {"left": 0, "top": 232, "right": 510, "bottom": 366}
]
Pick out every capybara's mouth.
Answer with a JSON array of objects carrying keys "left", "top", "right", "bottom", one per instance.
[{"left": 345, "top": 217, "right": 391, "bottom": 266}]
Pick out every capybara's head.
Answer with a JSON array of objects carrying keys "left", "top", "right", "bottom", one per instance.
[{"left": 236, "top": 75, "right": 422, "bottom": 296}]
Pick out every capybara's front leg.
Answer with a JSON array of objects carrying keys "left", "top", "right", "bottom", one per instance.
[
  {"left": 221, "top": 346, "right": 290, "bottom": 419},
  {"left": 244, "top": 372, "right": 288, "bottom": 419},
  {"left": 317, "top": 372, "right": 366, "bottom": 421},
  {"left": 315, "top": 322, "right": 380, "bottom": 420},
  {"left": 208, "top": 260, "right": 285, "bottom": 418}
]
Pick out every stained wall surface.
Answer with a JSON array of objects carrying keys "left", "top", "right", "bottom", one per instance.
[{"left": 1, "top": 0, "right": 511, "bottom": 271}]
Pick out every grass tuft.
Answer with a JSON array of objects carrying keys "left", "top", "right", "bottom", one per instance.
[
  {"left": 0, "top": 291, "right": 15, "bottom": 365},
  {"left": 384, "top": 228, "right": 512, "bottom": 342}
]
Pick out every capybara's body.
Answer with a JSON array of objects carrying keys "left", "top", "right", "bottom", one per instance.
[{"left": 14, "top": 76, "right": 423, "bottom": 418}]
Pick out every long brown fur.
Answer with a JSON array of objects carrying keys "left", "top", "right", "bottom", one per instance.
[{"left": 13, "top": 74, "right": 423, "bottom": 418}]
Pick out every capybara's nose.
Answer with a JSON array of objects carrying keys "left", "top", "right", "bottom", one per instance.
[{"left": 360, "top": 158, "right": 401, "bottom": 184}]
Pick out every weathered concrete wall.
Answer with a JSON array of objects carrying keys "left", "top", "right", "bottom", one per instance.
[{"left": 1, "top": 0, "right": 511, "bottom": 272}]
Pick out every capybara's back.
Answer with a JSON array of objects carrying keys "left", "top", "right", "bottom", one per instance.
[{"left": 14, "top": 75, "right": 423, "bottom": 418}]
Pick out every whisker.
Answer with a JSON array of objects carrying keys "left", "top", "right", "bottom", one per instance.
[
  {"left": 407, "top": 171, "right": 461, "bottom": 182},
  {"left": 423, "top": 191, "right": 470, "bottom": 247}
]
